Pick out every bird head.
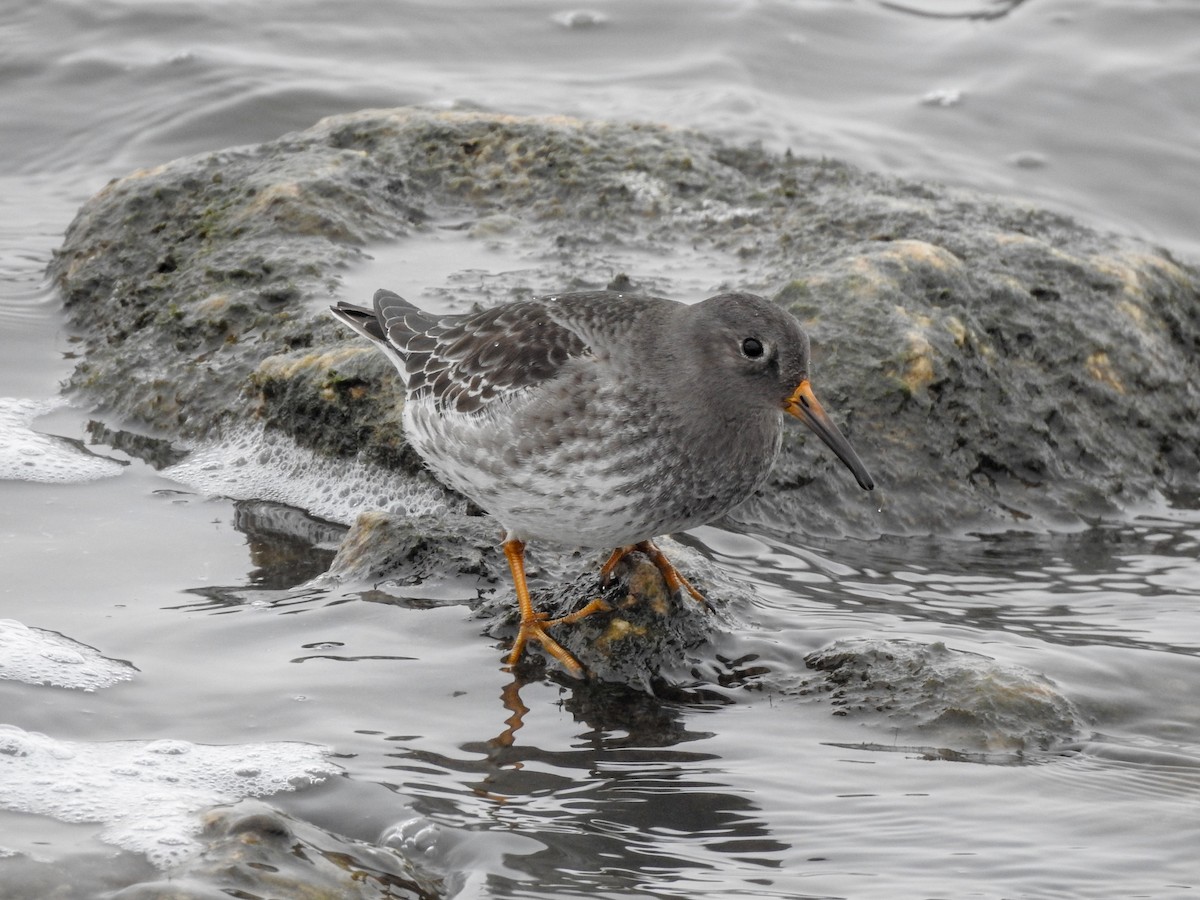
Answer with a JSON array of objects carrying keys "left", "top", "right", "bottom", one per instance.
[{"left": 691, "top": 292, "right": 874, "bottom": 492}]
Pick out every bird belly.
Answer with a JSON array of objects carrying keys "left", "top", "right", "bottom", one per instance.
[{"left": 402, "top": 390, "right": 780, "bottom": 550}]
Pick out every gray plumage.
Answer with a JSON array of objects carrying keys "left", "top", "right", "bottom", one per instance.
[{"left": 330, "top": 288, "right": 872, "bottom": 550}]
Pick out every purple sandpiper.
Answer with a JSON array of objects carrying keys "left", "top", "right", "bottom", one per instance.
[{"left": 331, "top": 288, "right": 874, "bottom": 676}]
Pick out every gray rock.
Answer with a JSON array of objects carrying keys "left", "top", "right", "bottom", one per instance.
[
  {"left": 326, "top": 509, "right": 499, "bottom": 585},
  {"left": 46, "top": 108, "right": 1200, "bottom": 726},
  {"left": 474, "top": 536, "right": 752, "bottom": 692},
  {"left": 324, "top": 515, "right": 1088, "bottom": 760},
  {"left": 0, "top": 800, "right": 442, "bottom": 900},
  {"left": 111, "top": 800, "right": 443, "bottom": 899},
  {"left": 49, "top": 108, "right": 1200, "bottom": 538},
  {"left": 326, "top": 511, "right": 747, "bottom": 692},
  {"left": 798, "top": 638, "right": 1087, "bottom": 757}
]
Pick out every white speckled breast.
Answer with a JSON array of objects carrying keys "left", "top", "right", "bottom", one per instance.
[{"left": 403, "top": 357, "right": 783, "bottom": 548}]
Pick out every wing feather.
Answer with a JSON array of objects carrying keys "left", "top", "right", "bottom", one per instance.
[{"left": 367, "top": 290, "right": 593, "bottom": 415}]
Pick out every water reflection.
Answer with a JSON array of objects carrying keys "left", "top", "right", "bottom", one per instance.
[
  {"left": 171, "top": 583, "right": 332, "bottom": 612},
  {"left": 234, "top": 500, "right": 343, "bottom": 588},
  {"left": 383, "top": 675, "right": 789, "bottom": 896},
  {"left": 164, "top": 499, "right": 344, "bottom": 610}
]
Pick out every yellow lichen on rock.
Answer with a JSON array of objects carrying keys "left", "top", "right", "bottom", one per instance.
[
  {"left": 888, "top": 306, "right": 939, "bottom": 395},
  {"left": 1085, "top": 351, "right": 1125, "bottom": 394},
  {"left": 597, "top": 617, "right": 649, "bottom": 653},
  {"left": 901, "top": 332, "right": 937, "bottom": 394},
  {"left": 880, "top": 239, "right": 966, "bottom": 273},
  {"left": 256, "top": 345, "right": 373, "bottom": 382}
]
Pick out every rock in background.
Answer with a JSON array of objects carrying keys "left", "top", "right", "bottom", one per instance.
[{"left": 49, "top": 108, "right": 1200, "bottom": 540}]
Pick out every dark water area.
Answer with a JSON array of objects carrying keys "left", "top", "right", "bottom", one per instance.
[{"left": 3, "top": 1, "right": 1200, "bottom": 897}]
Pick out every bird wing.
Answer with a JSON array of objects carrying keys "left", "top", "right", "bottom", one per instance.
[{"left": 374, "top": 290, "right": 593, "bottom": 415}]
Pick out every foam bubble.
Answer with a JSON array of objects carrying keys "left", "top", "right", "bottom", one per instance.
[
  {"left": 0, "top": 397, "right": 124, "bottom": 483},
  {"left": 550, "top": 10, "right": 609, "bottom": 29},
  {"left": 165, "top": 421, "right": 456, "bottom": 526},
  {"left": 0, "top": 619, "right": 136, "bottom": 692},
  {"left": 381, "top": 815, "right": 444, "bottom": 858},
  {"left": 0, "top": 724, "right": 336, "bottom": 869}
]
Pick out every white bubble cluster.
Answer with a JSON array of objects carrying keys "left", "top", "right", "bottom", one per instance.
[
  {"left": 0, "top": 619, "right": 136, "bottom": 691},
  {"left": 0, "top": 725, "right": 337, "bottom": 869},
  {"left": 165, "top": 421, "right": 455, "bottom": 526},
  {"left": 381, "top": 814, "right": 444, "bottom": 859},
  {"left": 0, "top": 397, "right": 123, "bottom": 483},
  {"left": 551, "top": 9, "right": 609, "bottom": 29}
]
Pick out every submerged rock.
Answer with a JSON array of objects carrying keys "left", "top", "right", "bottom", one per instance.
[
  {"left": 324, "top": 513, "right": 1087, "bottom": 764},
  {"left": 797, "top": 638, "right": 1087, "bottom": 757},
  {"left": 183, "top": 801, "right": 441, "bottom": 899},
  {"left": 476, "top": 537, "right": 753, "bottom": 694},
  {"left": 0, "top": 799, "right": 444, "bottom": 899},
  {"left": 327, "top": 509, "right": 499, "bottom": 585},
  {"left": 47, "top": 107, "right": 1200, "bottom": 538},
  {"left": 327, "top": 511, "right": 747, "bottom": 693}
]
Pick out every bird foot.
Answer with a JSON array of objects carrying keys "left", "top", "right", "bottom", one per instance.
[
  {"left": 505, "top": 598, "right": 612, "bottom": 679},
  {"left": 600, "top": 540, "right": 708, "bottom": 607},
  {"left": 500, "top": 536, "right": 707, "bottom": 679}
]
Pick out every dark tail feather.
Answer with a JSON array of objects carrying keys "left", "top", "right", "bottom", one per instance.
[{"left": 329, "top": 301, "right": 386, "bottom": 343}]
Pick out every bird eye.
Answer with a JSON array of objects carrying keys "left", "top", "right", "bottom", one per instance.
[{"left": 741, "top": 337, "right": 764, "bottom": 359}]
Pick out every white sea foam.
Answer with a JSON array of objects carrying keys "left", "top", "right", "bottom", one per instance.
[
  {"left": 0, "top": 397, "right": 123, "bottom": 483},
  {"left": 0, "top": 619, "right": 136, "bottom": 691},
  {"left": 165, "top": 421, "right": 455, "bottom": 526},
  {"left": 0, "top": 725, "right": 336, "bottom": 869}
]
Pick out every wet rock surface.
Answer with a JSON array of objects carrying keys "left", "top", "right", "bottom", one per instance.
[
  {"left": 797, "top": 638, "right": 1087, "bottom": 759},
  {"left": 327, "top": 509, "right": 499, "bottom": 586},
  {"left": 48, "top": 107, "right": 1200, "bottom": 539},
  {"left": 24, "top": 107, "right": 1196, "bottom": 898},
  {"left": 326, "top": 511, "right": 747, "bottom": 694},
  {"left": 476, "top": 538, "right": 751, "bottom": 695},
  {"left": 0, "top": 800, "right": 444, "bottom": 900}
]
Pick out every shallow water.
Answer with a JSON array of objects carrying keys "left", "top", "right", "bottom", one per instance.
[
  {"left": 3, "top": 0, "right": 1200, "bottom": 896},
  {"left": 5, "top": 454, "right": 1200, "bottom": 896}
]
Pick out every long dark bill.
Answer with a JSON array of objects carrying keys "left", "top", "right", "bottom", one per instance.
[{"left": 784, "top": 380, "right": 875, "bottom": 491}]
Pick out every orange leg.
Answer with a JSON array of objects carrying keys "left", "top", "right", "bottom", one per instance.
[
  {"left": 599, "top": 540, "right": 706, "bottom": 605},
  {"left": 598, "top": 545, "right": 633, "bottom": 585},
  {"left": 502, "top": 538, "right": 610, "bottom": 678}
]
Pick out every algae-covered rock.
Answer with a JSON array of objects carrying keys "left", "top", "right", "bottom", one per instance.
[
  {"left": 798, "top": 638, "right": 1087, "bottom": 757},
  {"left": 108, "top": 800, "right": 443, "bottom": 899},
  {"left": 326, "top": 509, "right": 499, "bottom": 584},
  {"left": 327, "top": 511, "right": 745, "bottom": 692},
  {"left": 476, "top": 537, "right": 752, "bottom": 693},
  {"left": 0, "top": 800, "right": 443, "bottom": 900},
  {"left": 49, "top": 108, "right": 1200, "bottom": 538}
]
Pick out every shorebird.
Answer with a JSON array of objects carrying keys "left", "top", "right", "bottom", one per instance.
[{"left": 331, "top": 288, "right": 873, "bottom": 676}]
